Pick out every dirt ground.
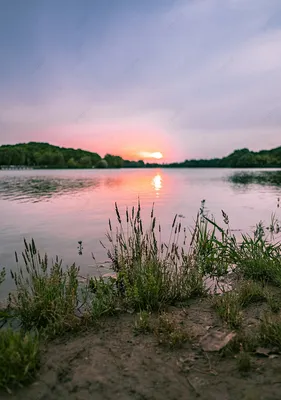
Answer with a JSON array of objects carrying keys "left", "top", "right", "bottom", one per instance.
[{"left": 3, "top": 299, "right": 281, "bottom": 400}]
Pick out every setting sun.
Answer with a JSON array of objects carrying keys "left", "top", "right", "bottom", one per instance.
[{"left": 139, "top": 151, "right": 163, "bottom": 160}]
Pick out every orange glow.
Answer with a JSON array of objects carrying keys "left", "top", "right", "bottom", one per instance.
[
  {"left": 139, "top": 151, "right": 163, "bottom": 160},
  {"left": 41, "top": 123, "right": 171, "bottom": 161}
]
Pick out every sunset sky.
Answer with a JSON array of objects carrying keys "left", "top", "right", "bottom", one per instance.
[{"left": 1, "top": 0, "right": 281, "bottom": 161}]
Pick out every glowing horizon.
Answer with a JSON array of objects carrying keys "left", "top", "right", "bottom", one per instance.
[{"left": 138, "top": 151, "right": 163, "bottom": 160}]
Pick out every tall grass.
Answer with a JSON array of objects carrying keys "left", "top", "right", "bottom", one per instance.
[
  {"left": 191, "top": 202, "right": 281, "bottom": 285},
  {"left": 10, "top": 239, "right": 81, "bottom": 335},
  {"left": 103, "top": 201, "right": 204, "bottom": 310}
]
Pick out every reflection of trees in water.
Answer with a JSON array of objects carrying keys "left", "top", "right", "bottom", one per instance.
[
  {"left": 103, "top": 177, "right": 123, "bottom": 188},
  {"left": 0, "top": 176, "right": 101, "bottom": 202}
]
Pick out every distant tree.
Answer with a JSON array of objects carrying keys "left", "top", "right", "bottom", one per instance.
[
  {"left": 95, "top": 159, "right": 108, "bottom": 169},
  {"left": 104, "top": 154, "right": 124, "bottom": 168},
  {"left": 67, "top": 157, "right": 78, "bottom": 168},
  {"left": 79, "top": 156, "right": 92, "bottom": 168}
]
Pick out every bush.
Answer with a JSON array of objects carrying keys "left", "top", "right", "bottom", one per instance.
[{"left": 0, "top": 329, "right": 39, "bottom": 391}]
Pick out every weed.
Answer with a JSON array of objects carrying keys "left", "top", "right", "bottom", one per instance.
[
  {"left": 89, "top": 276, "right": 120, "bottom": 319},
  {"left": 237, "top": 280, "right": 267, "bottom": 308},
  {"left": 134, "top": 310, "right": 151, "bottom": 335},
  {"left": 266, "top": 293, "right": 281, "bottom": 313},
  {"left": 213, "top": 292, "right": 242, "bottom": 329},
  {"left": 10, "top": 239, "right": 81, "bottom": 336},
  {"left": 153, "top": 313, "right": 189, "bottom": 348},
  {"left": 259, "top": 313, "right": 281, "bottom": 349},
  {"left": 0, "top": 329, "right": 40, "bottom": 391},
  {"left": 236, "top": 351, "right": 252, "bottom": 374}
]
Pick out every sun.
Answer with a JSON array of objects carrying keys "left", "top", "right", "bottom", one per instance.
[
  {"left": 151, "top": 152, "right": 163, "bottom": 159},
  {"left": 139, "top": 151, "right": 163, "bottom": 160}
]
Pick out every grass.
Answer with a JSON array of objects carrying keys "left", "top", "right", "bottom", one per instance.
[
  {"left": 133, "top": 310, "right": 151, "bottom": 335},
  {"left": 213, "top": 291, "right": 242, "bottom": 329},
  {"left": 9, "top": 239, "right": 82, "bottom": 336},
  {"left": 0, "top": 329, "right": 40, "bottom": 391},
  {"left": 1, "top": 200, "right": 281, "bottom": 390},
  {"left": 89, "top": 276, "right": 120, "bottom": 319},
  {"left": 103, "top": 201, "right": 205, "bottom": 311},
  {"left": 237, "top": 280, "right": 267, "bottom": 308},
  {"left": 153, "top": 313, "right": 189, "bottom": 348},
  {"left": 236, "top": 351, "right": 252, "bottom": 374},
  {"left": 259, "top": 313, "right": 281, "bottom": 350}
]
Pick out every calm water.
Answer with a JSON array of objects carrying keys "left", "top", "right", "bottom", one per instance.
[{"left": 1, "top": 168, "right": 281, "bottom": 299}]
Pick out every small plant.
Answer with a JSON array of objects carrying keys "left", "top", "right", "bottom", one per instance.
[
  {"left": 133, "top": 310, "right": 151, "bottom": 335},
  {"left": 259, "top": 313, "right": 281, "bottom": 349},
  {"left": 266, "top": 293, "right": 280, "bottom": 313},
  {"left": 0, "top": 329, "right": 40, "bottom": 391},
  {"left": 153, "top": 313, "right": 188, "bottom": 348},
  {"left": 10, "top": 239, "right": 81, "bottom": 336},
  {"left": 213, "top": 292, "right": 242, "bottom": 329},
  {"left": 237, "top": 280, "right": 266, "bottom": 308},
  {"left": 90, "top": 276, "right": 119, "bottom": 319},
  {"left": 236, "top": 350, "right": 252, "bottom": 374}
]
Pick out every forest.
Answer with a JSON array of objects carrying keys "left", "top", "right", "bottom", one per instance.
[{"left": 1, "top": 142, "right": 281, "bottom": 169}]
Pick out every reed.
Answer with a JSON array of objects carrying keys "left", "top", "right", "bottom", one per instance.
[
  {"left": 9, "top": 239, "right": 81, "bottom": 335},
  {"left": 103, "top": 201, "right": 205, "bottom": 310}
]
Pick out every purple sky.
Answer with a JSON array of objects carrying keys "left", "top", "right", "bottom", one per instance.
[{"left": 0, "top": 0, "right": 281, "bottom": 161}]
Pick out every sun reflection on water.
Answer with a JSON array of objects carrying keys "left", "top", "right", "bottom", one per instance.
[{"left": 152, "top": 174, "right": 162, "bottom": 194}]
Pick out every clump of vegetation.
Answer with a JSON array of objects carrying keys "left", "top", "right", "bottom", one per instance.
[
  {"left": 237, "top": 280, "right": 267, "bottom": 308},
  {"left": 10, "top": 239, "right": 82, "bottom": 336},
  {"left": 236, "top": 350, "right": 252, "bottom": 374},
  {"left": 104, "top": 202, "right": 205, "bottom": 312},
  {"left": 213, "top": 291, "right": 242, "bottom": 329},
  {"left": 259, "top": 313, "right": 281, "bottom": 350},
  {"left": 89, "top": 276, "right": 120, "bottom": 319},
  {"left": 0, "top": 329, "right": 40, "bottom": 391},
  {"left": 134, "top": 310, "right": 151, "bottom": 335},
  {"left": 153, "top": 313, "right": 189, "bottom": 348}
]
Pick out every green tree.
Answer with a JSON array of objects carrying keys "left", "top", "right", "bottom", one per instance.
[{"left": 79, "top": 156, "right": 92, "bottom": 168}]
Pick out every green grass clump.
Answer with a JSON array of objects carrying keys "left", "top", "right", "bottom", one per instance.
[
  {"left": 153, "top": 313, "right": 189, "bottom": 348},
  {"left": 10, "top": 239, "right": 81, "bottom": 336},
  {"left": 89, "top": 276, "right": 120, "bottom": 319},
  {"left": 104, "top": 202, "right": 205, "bottom": 311},
  {"left": 237, "top": 280, "right": 267, "bottom": 308},
  {"left": 236, "top": 351, "right": 252, "bottom": 374},
  {"left": 259, "top": 313, "right": 281, "bottom": 349},
  {"left": 0, "top": 329, "right": 40, "bottom": 391},
  {"left": 213, "top": 292, "right": 242, "bottom": 329},
  {"left": 134, "top": 310, "right": 151, "bottom": 335}
]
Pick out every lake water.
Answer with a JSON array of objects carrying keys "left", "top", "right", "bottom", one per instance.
[{"left": 1, "top": 168, "right": 281, "bottom": 299}]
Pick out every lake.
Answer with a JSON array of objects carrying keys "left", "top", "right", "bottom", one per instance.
[{"left": 0, "top": 168, "right": 281, "bottom": 299}]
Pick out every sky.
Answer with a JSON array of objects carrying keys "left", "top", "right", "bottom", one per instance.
[{"left": 0, "top": 0, "right": 281, "bottom": 162}]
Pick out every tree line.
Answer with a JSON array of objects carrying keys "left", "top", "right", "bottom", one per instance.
[
  {"left": 0, "top": 142, "right": 126, "bottom": 169},
  {"left": 1, "top": 143, "right": 281, "bottom": 169}
]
